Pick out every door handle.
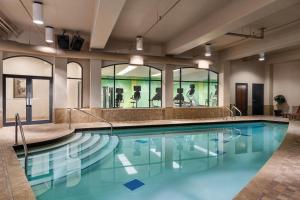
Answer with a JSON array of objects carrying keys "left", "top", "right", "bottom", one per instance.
[{"left": 26, "top": 98, "right": 32, "bottom": 106}]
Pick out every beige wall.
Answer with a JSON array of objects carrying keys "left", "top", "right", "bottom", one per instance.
[
  {"left": 273, "top": 60, "right": 300, "bottom": 108},
  {"left": 229, "top": 59, "right": 267, "bottom": 115},
  {"left": 54, "top": 57, "right": 68, "bottom": 109},
  {"left": 0, "top": 51, "right": 3, "bottom": 127},
  {"left": 90, "top": 59, "right": 102, "bottom": 108}
]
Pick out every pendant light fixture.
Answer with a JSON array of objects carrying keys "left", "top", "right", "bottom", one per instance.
[
  {"left": 32, "top": 1, "right": 44, "bottom": 25},
  {"left": 45, "top": 26, "right": 54, "bottom": 43},
  {"left": 259, "top": 52, "right": 265, "bottom": 61},
  {"left": 204, "top": 44, "right": 212, "bottom": 57},
  {"left": 130, "top": 55, "right": 144, "bottom": 66},
  {"left": 136, "top": 36, "right": 143, "bottom": 51},
  {"left": 197, "top": 60, "right": 210, "bottom": 69}
]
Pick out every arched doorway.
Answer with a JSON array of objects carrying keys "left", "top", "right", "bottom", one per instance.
[{"left": 3, "top": 56, "right": 53, "bottom": 125}]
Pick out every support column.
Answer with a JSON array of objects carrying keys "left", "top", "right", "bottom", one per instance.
[
  {"left": 218, "top": 61, "right": 231, "bottom": 107},
  {"left": 0, "top": 51, "right": 3, "bottom": 127},
  {"left": 90, "top": 59, "right": 102, "bottom": 108},
  {"left": 264, "top": 63, "right": 274, "bottom": 115},
  {"left": 54, "top": 57, "right": 68, "bottom": 109},
  {"left": 163, "top": 65, "right": 174, "bottom": 108}
]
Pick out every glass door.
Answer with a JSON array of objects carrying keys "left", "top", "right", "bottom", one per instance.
[
  {"left": 31, "top": 78, "right": 51, "bottom": 123},
  {"left": 4, "top": 76, "right": 27, "bottom": 124},
  {"left": 3, "top": 75, "right": 52, "bottom": 126}
]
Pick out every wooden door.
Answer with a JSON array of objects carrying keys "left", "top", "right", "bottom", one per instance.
[{"left": 235, "top": 83, "right": 248, "bottom": 116}]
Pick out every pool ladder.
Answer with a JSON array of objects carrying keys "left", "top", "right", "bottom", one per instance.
[
  {"left": 224, "top": 106, "right": 242, "bottom": 120},
  {"left": 15, "top": 113, "right": 28, "bottom": 175},
  {"left": 68, "top": 108, "right": 113, "bottom": 136}
]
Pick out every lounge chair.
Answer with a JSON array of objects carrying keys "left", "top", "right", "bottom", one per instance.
[{"left": 288, "top": 106, "right": 300, "bottom": 120}]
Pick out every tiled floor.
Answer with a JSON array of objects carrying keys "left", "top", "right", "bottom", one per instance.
[
  {"left": 1, "top": 116, "right": 298, "bottom": 200},
  {"left": 234, "top": 120, "right": 300, "bottom": 200}
]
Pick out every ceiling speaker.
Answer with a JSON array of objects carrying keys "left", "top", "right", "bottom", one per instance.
[
  {"left": 57, "top": 34, "right": 69, "bottom": 50},
  {"left": 70, "top": 35, "right": 84, "bottom": 51}
]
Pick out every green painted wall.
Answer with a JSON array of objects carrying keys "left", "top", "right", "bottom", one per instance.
[{"left": 101, "top": 78, "right": 162, "bottom": 108}]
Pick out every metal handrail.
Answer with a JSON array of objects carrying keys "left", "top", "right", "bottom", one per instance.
[
  {"left": 68, "top": 108, "right": 113, "bottom": 136},
  {"left": 232, "top": 106, "right": 242, "bottom": 116},
  {"left": 15, "top": 113, "right": 28, "bottom": 175},
  {"left": 224, "top": 106, "right": 233, "bottom": 118}
]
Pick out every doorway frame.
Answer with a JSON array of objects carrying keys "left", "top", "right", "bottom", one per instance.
[
  {"left": 235, "top": 83, "right": 248, "bottom": 116},
  {"left": 3, "top": 74, "right": 53, "bottom": 126}
]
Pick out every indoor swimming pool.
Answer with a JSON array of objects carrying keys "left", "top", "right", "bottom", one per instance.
[{"left": 17, "top": 122, "right": 288, "bottom": 200}]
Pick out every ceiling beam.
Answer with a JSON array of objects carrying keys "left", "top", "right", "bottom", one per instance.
[
  {"left": 165, "top": 0, "right": 299, "bottom": 55},
  {"left": 220, "top": 23, "right": 300, "bottom": 60},
  {"left": 269, "top": 48, "right": 300, "bottom": 64},
  {"left": 90, "top": 0, "right": 127, "bottom": 49},
  {"left": 0, "top": 39, "right": 203, "bottom": 66}
]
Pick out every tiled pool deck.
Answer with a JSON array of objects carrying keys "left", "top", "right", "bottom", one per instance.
[{"left": 1, "top": 116, "right": 299, "bottom": 200}]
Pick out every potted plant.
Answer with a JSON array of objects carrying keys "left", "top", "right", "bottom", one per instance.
[{"left": 274, "top": 95, "right": 286, "bottom": 116}]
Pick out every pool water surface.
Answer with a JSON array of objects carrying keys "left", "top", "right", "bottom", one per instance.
[{"left": 17, "top": 122, "right": 288, "bottom": 200}]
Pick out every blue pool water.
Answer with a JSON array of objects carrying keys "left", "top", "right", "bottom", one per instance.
[{"left": 17, "top": 122, "right": 288, "bottom": 200}]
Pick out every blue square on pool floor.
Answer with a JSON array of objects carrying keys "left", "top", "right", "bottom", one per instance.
[{"left": 124, "top": 179, "right": 145, "bottom": 191}]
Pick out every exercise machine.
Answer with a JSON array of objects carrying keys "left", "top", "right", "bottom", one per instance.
[
  {"left": 115, "top": 88, "right": 124, "bottom": 108},
  {"left": 186, "top": 84, "right": 196, "bottom": 107},
  {"left": 173, "top": 88, "right": 184, "bottom": 106},
  {"left": 131, "top": 86, "right": 141, "bottom": 108},
  {"left": 151, "top": 87, "right": 161, "bottom": 107}
]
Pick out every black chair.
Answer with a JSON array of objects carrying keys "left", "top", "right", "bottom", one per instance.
[{"left": 115, "top": 88, "right": 123, "bottom": 108}]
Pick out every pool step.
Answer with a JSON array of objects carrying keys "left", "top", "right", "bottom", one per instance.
[
  {"left": 19, "top": 134, "right": 104, "bottom": 167},
  {"left": 17, "top": 134, "right": 119, "bottom": 186},
  {"left": 26, "top": 135, "right": 110, "bottom": 172},
  {"left": 22, "top": 135, "right": 110, "bottom": 175},
  {"left": 17, "top": 132, "right": 84, "bottom": 156}
]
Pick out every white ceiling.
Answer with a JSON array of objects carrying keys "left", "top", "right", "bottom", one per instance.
[
  {"left": 110, "top": 0, "right": 230, "bottom": 43},
  {"left": 1, "top": 0, "right": 300, "bottom": 59},
  {"left": 209, "top": 2, "right": 300, "bottom": 51}
]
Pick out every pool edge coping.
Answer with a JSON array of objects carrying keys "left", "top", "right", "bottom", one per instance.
[{"left": 5, "top": 117, "right": 291, "bottom": 200}]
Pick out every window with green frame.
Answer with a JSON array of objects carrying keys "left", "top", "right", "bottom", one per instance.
[
  {"left": 173, "top": 68, "right": 218, "bottom": 107},
  {"left": 101, "top": 64, "right": 162, "bottom": 108}
]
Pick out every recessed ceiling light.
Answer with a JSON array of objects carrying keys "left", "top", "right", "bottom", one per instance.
[
  {"left": 151, "top": 73, "right": 161, "bottom": 77},
  {"left": 117, "top": 65, "right": 137, "bottom": 76}
]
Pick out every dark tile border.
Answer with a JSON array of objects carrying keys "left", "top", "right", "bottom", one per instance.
[
  {"left": 75, "top": 119, "right": 288, "bottom": 132},
  {"left": 14, "top": 119, "right": 288, "bottom": 150}
]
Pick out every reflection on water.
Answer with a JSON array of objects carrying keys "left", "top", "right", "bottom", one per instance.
[{"left": 20, "top": 122, "right": 287, "bottom": 200}]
